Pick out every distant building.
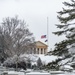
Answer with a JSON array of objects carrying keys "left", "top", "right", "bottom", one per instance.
[{"left": 27, "top": 41, "right": 48, "bottom": 54}]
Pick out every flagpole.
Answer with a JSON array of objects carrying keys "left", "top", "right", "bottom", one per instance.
[{"left": 47, "top": 17, "right": 49, "bottom": 50}]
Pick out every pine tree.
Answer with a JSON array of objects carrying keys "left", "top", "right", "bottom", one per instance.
[
  {"left": 46, "top": 1, "right": 75, "bottom": 70},
  {"left": 53, "top": 0, "right": 75, "bottom": 56},
  {"left": 53, "top": 40, "right": 68, "bottom": 57},
  {"left": 37, "top": 58, "right": 42, "bottom": 69}
]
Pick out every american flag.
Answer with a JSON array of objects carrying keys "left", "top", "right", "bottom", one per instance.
[{"left": 41, "top": 35, "right": 46, "bottom": 38}]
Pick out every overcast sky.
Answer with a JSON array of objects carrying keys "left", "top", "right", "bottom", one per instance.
[{"left": 0, "top": 0, "right": 70, "bottom": 50}]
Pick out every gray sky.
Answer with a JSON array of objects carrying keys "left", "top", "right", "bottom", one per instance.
[{"left": 0, "top": 0, "right": 69, "bottom": 50}]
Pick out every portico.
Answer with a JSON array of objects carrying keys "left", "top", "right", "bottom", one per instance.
[{"left": 31, "top": 41, "right": 48, "bottom": 54}]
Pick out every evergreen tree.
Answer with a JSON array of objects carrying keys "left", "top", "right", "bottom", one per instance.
[
  {"left": 53, "top": 40, "right": 69, "bottom": 57},
  {"left": 46, "top": 0, "right": 75, "bottom": 70},
  {"left": 53, "top": 0, "right": 75, "bottom": 56},
  {"left": 37, "top": 58, "right": 42, "bottom": 69}
]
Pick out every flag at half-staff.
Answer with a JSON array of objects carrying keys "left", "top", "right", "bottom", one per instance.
[
  {"left": 45, "top": 39, "right": 48, "bottom": 42},
  {"left": 41, "top": 35, "right": 46, "bottom": 39}
]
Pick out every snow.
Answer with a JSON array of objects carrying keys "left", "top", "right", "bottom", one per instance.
[
  {"left": 3, "top": 70, "right": 50, "bottom": 75},
  {"left": 60, "top": 65, "right": 73, "bottom": 71},
  {"left": 69, "top": 47, "right": 75, "bottom": 54},
  {"left": 68, "top": 43, "right": 75, "bottom": 54},
  {"left": 50, "top": 71, "right": 64, "bottom": 74},
  {"left": 58, "top": 54, "right": 75, "bottom": 67},
  {"left": 26, "top": 71, "right": 50, "bottom": 75},
  {"left": 20, "top": 54, "right": 58, "bottom": 64},
  {"left": 2, "top": 70, "right": 75, "bottom": 75},
  {"left": 68, "top": 61, "right": 75, "bottom": 65},
  {"left": 29, "top": 54, "right": 59, "bottom": 65},
  {"left": 64, "top": 72, "right": 75, "bottom": 75},
  {"left": 63, "top": 65, "right": 73, "bottom": 69},
  {"left": 4, "top": 54, "right": 58, "bottom": 66},
  {"left": 58, "top": 58, "right": 72, "bottom": 65},
  {"left": 38, "top": 55, "right": 58, "bottom": 65},
  {"left": 3, "top": 71, "right": 25, "bottom": 75},
  {"left": 31, "top": 62, "right": 37, "bottom": 66}
]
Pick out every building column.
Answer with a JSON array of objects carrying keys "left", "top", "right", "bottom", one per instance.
[
  {"left": 39, "top": 48, "right": 41, "bottom": 54},
  {"left": 44, "top": 48, "right": 47, "bottom": 54},
  {"left": 43, "top": 48, "right": 44, "bottom": 54},
  {"left": 36, "top": 48, "right": 37, "bottom": 54}
]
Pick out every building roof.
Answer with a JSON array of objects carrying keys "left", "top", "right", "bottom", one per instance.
[{"left": 35, "top": 41, "right": 48, "bottom": 47}]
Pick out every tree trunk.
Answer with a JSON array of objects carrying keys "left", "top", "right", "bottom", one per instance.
[{"left": 16, "top": 55, "right": 18, "bottom": 71}]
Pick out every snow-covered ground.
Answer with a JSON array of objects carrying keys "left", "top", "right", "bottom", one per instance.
[
  {"left": 7, "top": 71, "right": 25, "bottom": 75},
  {"left": 2, "top": 70, "right": 75, "bottom": 75},
  {"left": 3, "top": 54, "right": 75, "bottom": 74},
  {"left": 0, "top": 66, "right": 75, "bottom": 75},
  {"left": 26, "top": 71, "right": 50, "bottom": 75},
  {"left": 37, "top": 54, "right": 58, "bottom": 65}
]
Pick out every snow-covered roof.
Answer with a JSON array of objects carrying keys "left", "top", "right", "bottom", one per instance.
[{"left": 38, "top": 54, "right": 58, "bottom": 65}]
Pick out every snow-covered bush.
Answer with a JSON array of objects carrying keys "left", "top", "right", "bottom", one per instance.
[
  {"left": 3, "top": 55, "right": 27, "bottom": 70},
  {"left": 3, "top": 54, "right": 59, "bottom": 70}
]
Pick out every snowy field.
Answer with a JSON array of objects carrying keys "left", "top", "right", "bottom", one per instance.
[
  {"left": 1, "top": 71, "right": 75, "bottom": 75},
  {"left": 51, "top": 73, "right": 75, "bottom": 75},
  {"left": 50, "top": 71, "right": 75, "bottom": 75}
]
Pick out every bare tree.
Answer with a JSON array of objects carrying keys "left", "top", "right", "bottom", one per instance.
[
  {"left": 0, "top": 27, "right": 8, "bottom": 63},
  {"left": 0, "top": 16, "right": 35, "bottom": 70}
]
